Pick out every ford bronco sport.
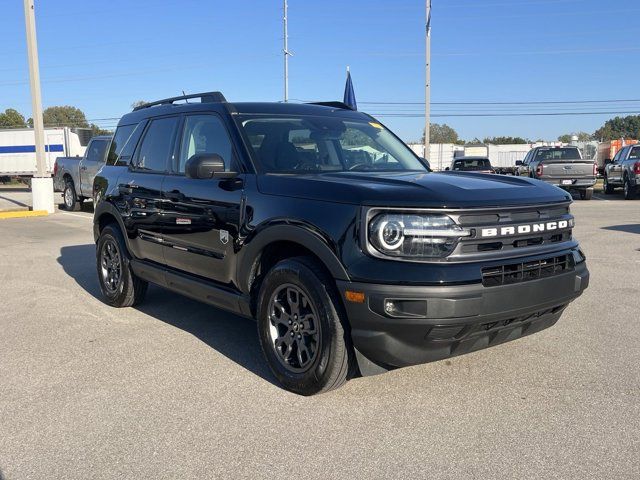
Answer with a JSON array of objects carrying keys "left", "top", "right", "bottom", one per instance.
[{"left": 93, "top": 92, "right": 589, "bottom": 395}]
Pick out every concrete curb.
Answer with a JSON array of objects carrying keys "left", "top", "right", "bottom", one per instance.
[{"left": 0, "top": 210, "right": 48, "bottom": 220}]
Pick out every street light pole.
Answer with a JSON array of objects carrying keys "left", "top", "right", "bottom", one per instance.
[
  {"left": 283, "top": 0, "right": 289, "bottom": 102},
  {"left": 23, "top": 0, "right": 54, "bottom": 213},
  {"left": 424, "top": 0, "right": 431, "bottom": 161}
]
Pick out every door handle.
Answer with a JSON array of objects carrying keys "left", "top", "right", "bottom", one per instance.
[{"left": 165, "top": 190, "right": 185, "bottom": 202}]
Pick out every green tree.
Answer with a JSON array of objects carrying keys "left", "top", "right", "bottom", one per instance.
[
  {"left": 483, "top": 136, "right": 530, "bottom": 144},
  {"left": 0, "top": 108, "right": 27, "bottom": 128},
  {"left": 131, "top": 100, "right": 148, "bottom": 109},
  {"left": 90, "top": 124, "right": 112, "bottom": 136},
  {"left": 422, "top": 123, "right": 461, "bottom": 144},
  {"left": 594, "top": 115, "right": 640, "bottom": 141},
  {"left": 557, "top": 132, "right": 592, "bottom": 143},
  {"left": 43, "top": 105, "right": 89, "bottom": 128}
]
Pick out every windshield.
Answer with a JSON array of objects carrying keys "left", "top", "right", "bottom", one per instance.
[
  {"left": 237, "top": 115, "right": 426, "bottom": 173},
  {"left": 453, "top": 158, "right": 491, "bottom": 170},
  {"left": 534, "top": 147, "right": 581, "bottom": 161}
]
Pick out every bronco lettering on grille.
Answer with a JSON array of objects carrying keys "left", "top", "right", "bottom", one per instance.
[{"left": 480, "top": 220, "right": 571, "bottom": 238}]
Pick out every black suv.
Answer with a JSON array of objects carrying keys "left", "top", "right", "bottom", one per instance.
[{"left": 93, "top": 92, "right": 589, "bottom": 395}]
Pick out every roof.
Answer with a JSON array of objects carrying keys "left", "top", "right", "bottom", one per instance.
[
  {"left": 118, "top": 98, "right": 369, "bottom": 126},
  {"left": 454, "top": 156, "right": 490, "bottom": 160}
]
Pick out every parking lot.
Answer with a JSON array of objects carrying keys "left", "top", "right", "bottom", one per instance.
[{"left": 0, "top": 193, "right": 639, "bottom": 479}]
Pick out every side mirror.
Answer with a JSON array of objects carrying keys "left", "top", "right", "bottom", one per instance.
[
  {"left": 185, "top": 153, "right": 237, "bottom": 179},
  {"left": 604, "top": 158, "right": 612, "bottom": 165},
  {"left": 445, "top": 167, "right": 450, "bottom": 171},
  {"left": 515, "top": 160, "right": 523, "bottom": 166}
]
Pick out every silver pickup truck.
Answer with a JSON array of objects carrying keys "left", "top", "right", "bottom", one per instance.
[
  {"left": 515, "top": 146, "right": 596, "bottom": 200},
  {"left": 603, "top": 143, "right": 640, "bottom": 200},
  {"left": 53, "top": 135, "right": 111, "bottom": 210}
]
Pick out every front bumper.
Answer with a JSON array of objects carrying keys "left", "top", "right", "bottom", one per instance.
[{"left": 338, "top": 260, "right": 589, "bottom": 371}]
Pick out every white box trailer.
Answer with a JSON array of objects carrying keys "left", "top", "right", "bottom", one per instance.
[{"left": 0, "top": 127, "right": 90, "bottom": 176}]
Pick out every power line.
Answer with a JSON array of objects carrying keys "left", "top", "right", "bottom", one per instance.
[
  {"left": 358, "top": 98, "right": 640, "bottom": 106},
  {"left": 372, "top": 111, "right": 640, "bottom": 118}
]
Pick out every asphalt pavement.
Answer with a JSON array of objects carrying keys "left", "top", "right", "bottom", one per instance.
[{"left": 0, "top": 195, "right": 638, "bottom": 479}]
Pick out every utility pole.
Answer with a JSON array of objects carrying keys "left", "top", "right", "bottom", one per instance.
[
  {"left": 23, "top": 0, "right": 54, "bottom": 213},
  {"left": 424, "top": 0, "right": 432, "bottom": 161},
  {"left": 283, "top": 0, "right": 290, "bottom": 102}
]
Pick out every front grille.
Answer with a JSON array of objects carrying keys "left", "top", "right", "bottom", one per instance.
[
  {"left": 481, "top": 254, "right": 573, "bottom": 287},
  {"left": 445, "top": 202, "right": 575, "bottom": 262}
]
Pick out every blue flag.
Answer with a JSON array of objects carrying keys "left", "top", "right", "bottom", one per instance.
[{"left": 343, "top": 69, "right": 357, "bottom": 110}]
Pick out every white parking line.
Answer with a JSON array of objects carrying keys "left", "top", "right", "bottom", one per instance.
[{"left": 59, "top": 211, "right": 93, "bottom": 220}]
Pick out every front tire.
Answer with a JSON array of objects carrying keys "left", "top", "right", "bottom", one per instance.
[
  {"left": 257, "top": 256, "right": 354, "bottom": 395},
  {"left": 96, "top": 224, "right": 148, "bottom": 307}
]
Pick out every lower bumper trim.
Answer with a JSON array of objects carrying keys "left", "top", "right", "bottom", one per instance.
[{"left": 339, "top": 261, "right": 588, "bottom": 370}]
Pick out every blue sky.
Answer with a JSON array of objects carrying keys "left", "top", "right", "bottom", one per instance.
[{"left": 1, "top": 0, "right": 639, "bottom": 142}]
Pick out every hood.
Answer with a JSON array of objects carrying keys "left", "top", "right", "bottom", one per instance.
[{"left": 257, "top": 171, "right": 572, "bottom": 208}]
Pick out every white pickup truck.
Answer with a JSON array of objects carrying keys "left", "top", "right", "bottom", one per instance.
[{"left": 53, "top": 135, "right": 111, "bottom": 210}]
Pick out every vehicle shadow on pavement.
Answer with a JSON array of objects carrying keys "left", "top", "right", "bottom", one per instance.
[
  {"left": 601, "top": 224, "right": 640, "bottom": 235},
  {"left": 56, "top": 202, "right": 95, "bottom": 213},
  {"left": 57, "top": 244, "right": 278, "bottom": 387},
  {"left": 0, "top": 193, "right": 29, "bottom": 208}
]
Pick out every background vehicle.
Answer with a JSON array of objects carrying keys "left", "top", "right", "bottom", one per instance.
[
  {"left": 603, "top": 144, "right": 640, "bottom": 199},
  {"left": 53, "top": 135, "right": 111, "bottom": 210},
  {"left": 0, "top": 127, "right": 91, "bottom": 176},
  {"left": 447, "top": 156, "right": 493, "bottom": 173},
  {"left": 597, "top": 139, "right": 638, "bottom": 175},
  {"left": 516, "top": 146, "right": 596, "bottom": 200},
  {"left": 93, "top": 91, "right": 589, "bottom": 395}
]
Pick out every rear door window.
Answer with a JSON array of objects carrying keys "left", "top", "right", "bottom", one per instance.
[
  {"left": 85, "top": 139, "right": 109, "bottom": 163},
  {"left": 134, "top": 117, "right": 180, "bottom": 172}
]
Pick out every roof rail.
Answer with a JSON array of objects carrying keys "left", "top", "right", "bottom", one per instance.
[
  {"left": 133, "top": 91, "right": 227, "bottom": 111},
  {"left": 307, "top": 101, "right": 355, "bottom": 111}
]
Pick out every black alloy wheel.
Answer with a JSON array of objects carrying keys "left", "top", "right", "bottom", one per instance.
[
  {"left": 256, "top": 256, "right": 355, "bottom": 395},
  {"left": 267, "top": 284, "right": 321, "bottom": 372},
  {"left": 100, "top": 238, "right": 123, "bottom": 294},
  {"left": 96, "top": 224, "right": 148, "bottom": 307}
]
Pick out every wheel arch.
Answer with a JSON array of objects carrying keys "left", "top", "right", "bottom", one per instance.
[
  {"left": 237, "top": 224, "right": 350, "bottom": 316},
  {"left": 93, "top": 201, "right": 130, "bottom": 250}
]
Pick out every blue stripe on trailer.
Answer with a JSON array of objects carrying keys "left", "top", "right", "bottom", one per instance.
[{"left": 0, "top": 144, "right": 64, "bottom": 154}]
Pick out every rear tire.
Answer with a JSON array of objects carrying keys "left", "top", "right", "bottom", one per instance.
[
  {"left": 624, "top": 176, "right": 637, "bottom": 200},
  {"left": 62, "top": 179, "right": 78, "bottom": 211},
  {"left": 603, "top": 175, "right": 614, "bottom": 194},
  {"left": 256, "top": 256, "right": 355, "bottom": 395},
  {"left": 96, "top": 224, "right": 148, "bottom": 307},
  {"left": 579, "top": 188, "right": 593, "bottom": 200}
]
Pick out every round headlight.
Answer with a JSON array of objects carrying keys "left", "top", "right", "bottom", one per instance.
[
  {"left": 378, "top": 220, "right": 404, "bottom": 250},
  {"left": 368, "top": 212, "right": 470, "bottom": 259}
]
